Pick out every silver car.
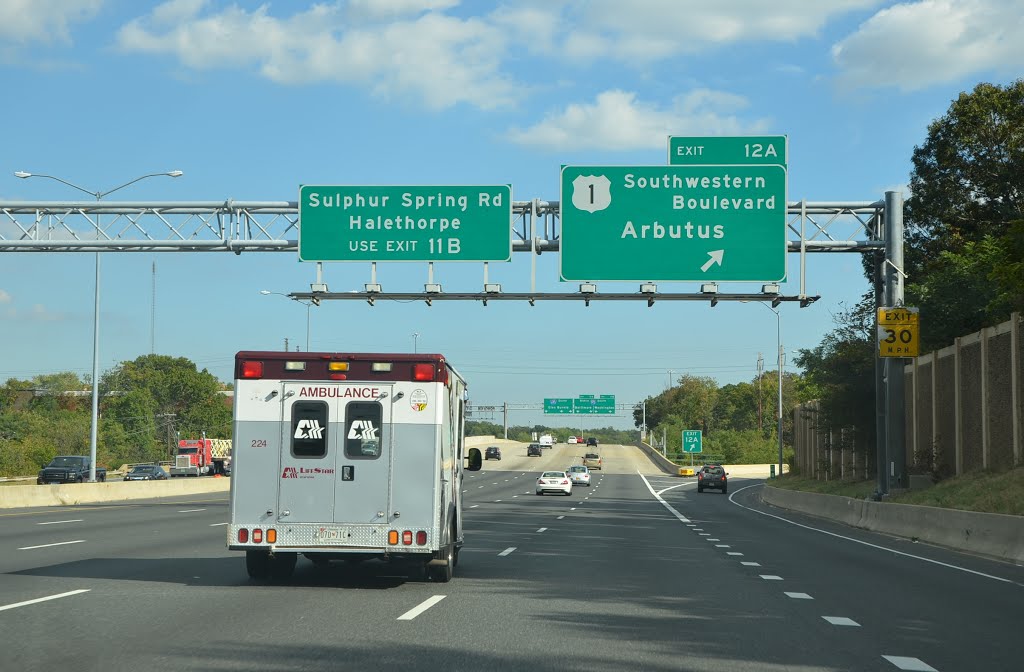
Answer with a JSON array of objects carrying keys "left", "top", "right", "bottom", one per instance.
[{"left": 566, "top": 465, "right": 591, "bottom": 486}]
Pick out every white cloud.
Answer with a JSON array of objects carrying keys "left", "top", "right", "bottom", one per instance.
[
  {"left": 116, "top": 0, "right": 514, "bottom": 110},
  {"left": 30, "top": 304, "right": 63, "bottom": 322},
  {"left": 0, "top": 0, "right": 102, "bottom": 44},
  {"left": 832, "top": 0, "right": 1024, "bottom": 90},
  {"left": 506, "top": 89, "right": 769, "bottom": 151},
  {"left": 494, "top": 0, "right": 882, "bottom": 61},
  {"left": 0, "top": 289, "right": 11, "bottom": 303}
]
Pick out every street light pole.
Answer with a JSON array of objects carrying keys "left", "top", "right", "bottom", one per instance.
[
  {"left": 14, "top": 170, "right": 182, "bottom": 482},
  {"left": 412, "top": 332, "right": 420, "bottom": 353},
  {"left": 259, "top": 290, "right": 312, "bottom": 351},
  {"left": 742, "top": 300, "right": 784, "bottom": 477}
]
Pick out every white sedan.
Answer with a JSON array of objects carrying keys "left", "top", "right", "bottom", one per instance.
[
  {"left": 567, "top": 436, "right": 578, "bottom": 444},
  {"left": 536, "top": 471, "right": 573, "bottom": 496}
]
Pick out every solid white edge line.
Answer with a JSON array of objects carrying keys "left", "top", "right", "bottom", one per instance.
[
  {"left": 729, "top": 483, "right": 1016, "bottom": 584},
  {"left": 0, "top": 589, "right": 90, "bottom": 612},
  {"left": 396, "top": 595, "right": 446, "bottom": 621},
  {"left": 209, "top": 522, "right": 229, "bottom": 526},
  {"left": 18, "top": 540, "right": 85, "bottom": 551},
  {"left": 36, "top": 520, "right": 83, "bottom": 525},
  {"left": 177, "top": 509, "right": 207, "bottom": 513}
]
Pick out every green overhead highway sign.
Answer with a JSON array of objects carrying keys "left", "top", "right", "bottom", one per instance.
[
  {"left": 298, "top": 185, "right": 512, "bottom": 262},
  {"left": 544, "top": 398, "right": 575, "bottom": 414},
  {"left": 560, "top": 165, "right": 786, "bottom": 282},
  {"left": 576, "top": 394, "right": 615, "bottom": 415},
  {"left": 669, "top": 135, "right": 787, "bottom": 168},
  {"left": 682, "top": 430, "right": 703, "bottom": 454},
  {"left": 543, "top": 395, "right": 615, "bottom": 414}
]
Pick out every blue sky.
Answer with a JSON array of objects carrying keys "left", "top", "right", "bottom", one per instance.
[{"left": 2, "top": 0, "right": 1021, "bottom": 430}]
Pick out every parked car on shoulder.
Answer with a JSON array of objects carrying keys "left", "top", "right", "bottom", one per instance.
[
  {"left": 697, "top": 465, "right": 728, "bottom": 494},
  {"left": 536, "top": 471, "right": 572, "bottom": 496},
  {"left": 123, "top": 464, "right": 169, "bottom": 481},
  {"left": 527, "top": 443, "right": 543, "bottom": 457},
  {"left": 485, "top": 446, "right": 502, "bottom": 461}
]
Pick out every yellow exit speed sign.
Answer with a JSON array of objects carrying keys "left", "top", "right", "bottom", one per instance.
[{"left": 877, "top": 307, "right": 920, "bottom": 357}]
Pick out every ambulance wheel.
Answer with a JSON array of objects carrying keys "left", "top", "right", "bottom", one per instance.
[
  {"left": 269, "top": 552, "right": 297, "bottom": 581},
  {"left": 430, "top": 533, "right": 455, "bottom": 583},
  {"left": 246, "top": 550, "right": 271, "bottom": 580}
]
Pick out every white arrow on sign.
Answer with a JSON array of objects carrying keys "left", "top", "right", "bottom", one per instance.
[{"left": 701, "top": 250, "right": 724, "bottom": 273}]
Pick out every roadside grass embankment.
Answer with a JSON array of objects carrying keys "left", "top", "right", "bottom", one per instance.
[{"left": 772, "top": 466, "right": 1024, "bottom": 517}]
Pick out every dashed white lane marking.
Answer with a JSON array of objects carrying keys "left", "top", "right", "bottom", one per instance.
[
  {"left": 36, "top": 520, "right": 82, "bottom": 525},
  {"left": 0, "top": 589, "right": 90, "bottom": 612},
  {"left": 18, "top": 540, "right": 85, "bottom": 551},
  {"left": 209, "top": 522, "right": 228, "bottom": 527},
  {"left": 698, "top": 533, "right": 710, "bottom": 536},
  {"left": 524, "top": 492, "right": 531, "bottom": 495},
  {"left": 397, "top": 595, "right": 446, "bottom": 621},
  {"left": 537, "top": 528, "right": 547, "bottom": 533},
  {"left": 557, "top": 515, "right": 565, "bottom": 520},
  {"left": 715, "top": 544, "right": 731, "bottom": 548},
  {"left": 494, "top": 500, "right": 502, "bottom": 503},
  {"left": 707, "top": 538, "right": 720, "bottom": 541},
  {"left": 512, "top": 495, "right": 518, "bottom": 498},
  {"left": 478, "top": 485, "right": 484, "bottom": 489},
  {"left": 178, "top": 508, "right": 207, "bottom": 513},
  {"left": 469, "top": 505, "right": 479, "bottom": 508},
  {"left": 785, "top": 592, "right": 813, "bottom": 599},
  {"left": 822, "top": 616, "right": 860, "bottom": 627},
  {"left": 693, "top": 528, "right": 704, "bottom": 531},
  {"left": 881, "top": 655, "right": 938, "bottom": 671},
  {"left": 730, "top": 483, "right": 1015, "bottom": 585},
  {"left": 570, "top": 507, "right": 577, "bottom": 511},
  {"left": 759, "top": 575, "right": 783, "bottom": 581},
  {"left": 727, "top": 552, "right": 744, "bottom": 556},
  {"left": 741, "top": 562, "right": 762, "bottom": 567},
  {"left": 498, "top": 547, "right": 516, "bottom": 556},
  {"left": 462, "top": 490, "right": 468, "bottom": 493}
]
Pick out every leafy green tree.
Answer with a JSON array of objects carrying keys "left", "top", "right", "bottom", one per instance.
[
  {"left": 102, "top": 354, "right": 232, "bottom": 442},
  {"left": 904, "top": 80, "right": 1024, "bottom": 346}
]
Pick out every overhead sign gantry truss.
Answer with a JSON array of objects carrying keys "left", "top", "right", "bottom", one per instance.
[{"left": 0, "top": 198, "right": 885, "bottom": 306}]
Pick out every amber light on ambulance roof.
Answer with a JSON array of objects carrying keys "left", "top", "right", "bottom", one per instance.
[{"left": 328, "top": 362, "right": 350, "bottom": 371}]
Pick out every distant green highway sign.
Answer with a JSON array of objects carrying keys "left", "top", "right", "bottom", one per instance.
[
  {"left": 669, "top": 135, "right": 787, "bottom": 168},
  {"left": 543, "top": 395, "right": 615, "bottom": 415},
  {"left": 298, "top": 185, "right": 512, "bottom": 262},
  {"left": 544, "top": 398, "right": 575, "bottom": 414},
  {"left": 560, "top": 165, "right": 786, "bottom": 282}
]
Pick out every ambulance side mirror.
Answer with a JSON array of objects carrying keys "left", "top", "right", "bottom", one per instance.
[{"left": 466, "top": 448, "right": 482, "bottom": 471}]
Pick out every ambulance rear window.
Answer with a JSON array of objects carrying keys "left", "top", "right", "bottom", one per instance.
[
  {"left": 291, "top": 401, "right": 328, "bottom": 458},
  {"left": 345, "top": 402, "right": 382, "bottom": 459}
]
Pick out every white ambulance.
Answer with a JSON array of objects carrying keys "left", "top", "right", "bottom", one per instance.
[{"left": 227, "top": 351, "right": 482, "bottom": 582}]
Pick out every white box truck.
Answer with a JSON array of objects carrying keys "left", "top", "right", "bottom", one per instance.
[{"left": 227, "top": 350, "right": 482, "bottom": 582}]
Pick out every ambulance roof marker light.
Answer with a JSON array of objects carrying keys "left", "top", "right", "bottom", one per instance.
[{"left": 241, "top": 361, "right": 264, "bottom": 379}]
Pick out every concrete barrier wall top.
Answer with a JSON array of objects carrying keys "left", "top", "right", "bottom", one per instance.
[{"left": 1, "top": 478, "right": 231, "bottom": 509}]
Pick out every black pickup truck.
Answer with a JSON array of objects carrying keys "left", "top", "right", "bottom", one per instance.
[{"left": 37, "top": 456, "right": 107, "bottom": 484}]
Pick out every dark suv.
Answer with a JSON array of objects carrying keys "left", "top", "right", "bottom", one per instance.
[
  {"left": 586, "top": 437, "right": 598, "bottom": 447},
  {"left": 527, "top": 443, "right": 543, "bottom": 457},
  {"left": 485, "top": 446, "right": 502, "bottom": 461},
  {"left": 697, "top": 465, "right": 728, "bottom": 494}
]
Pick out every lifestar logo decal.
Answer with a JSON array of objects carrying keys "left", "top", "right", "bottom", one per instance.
[{"left": 410, "top": 389, "right": 428, "bottom": 411}]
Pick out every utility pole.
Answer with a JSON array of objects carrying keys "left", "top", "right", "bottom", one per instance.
[
  {"left": 757, "top": 352, "right": 764, "bottom": 431},
  {"left": 151, "top": 261, "right": 156, "bottom": 354},
  {"left": 284, "top": 337, "right": 289, "bottom": 352}
]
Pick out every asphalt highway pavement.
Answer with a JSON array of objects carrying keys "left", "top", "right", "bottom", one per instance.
[{"left": 2, "top": 445, "right": 1022, "bottom": 671}]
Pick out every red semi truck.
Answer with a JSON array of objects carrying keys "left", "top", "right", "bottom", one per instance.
[{"left": 171, "top": 438, "right": 232, "bottom": 477}]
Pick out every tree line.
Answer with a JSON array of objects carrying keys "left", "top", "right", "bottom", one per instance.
[{"left": 0, "top": 354, "right": 232, "bottom": 477}]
